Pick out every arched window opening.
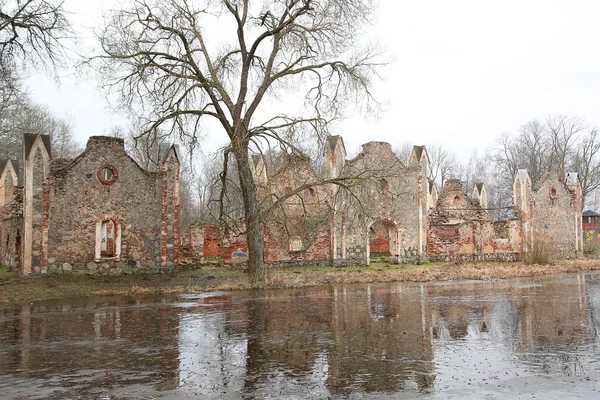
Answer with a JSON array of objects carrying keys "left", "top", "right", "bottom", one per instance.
[
  {"left": 95, "top": 218, "right": 121, "bottom": 260},
  {"left": 101, "top": 220, "right": 116, "bottom": 257},
  {"left": 304, "top": 187, "right": 316, "bottom": 197}
]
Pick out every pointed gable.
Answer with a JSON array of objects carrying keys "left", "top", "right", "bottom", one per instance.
[
  {"left": 159, "top": 143, "right": 180, "bottom": 165},
  {"left": 24, "top": 133, "right": 52, "bottom": 160}
]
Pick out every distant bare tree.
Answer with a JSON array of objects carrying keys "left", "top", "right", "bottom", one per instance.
[
  {"left": 572, "top": 128, "right": 600, "bottom": 207},
  {"left": 427, "top": 144, "right": 460, "bottom": 187},
  {"left": 518, "top": 120, "right": 549, "bottom": 185},
  {"left": 0, "top": 1, "right": 73, "bottom": 159},
  {"left": 393, "top": 141, "right": 412, "bottom": 165},
  {"left": 0, "top": 99, "right": 81, "bottom": 159},
  {"left": 491, "top": 115, "right": 600, "bottom": 210},
  {"left": 546, "top": 114, "right": 587, "bottom": 177}
]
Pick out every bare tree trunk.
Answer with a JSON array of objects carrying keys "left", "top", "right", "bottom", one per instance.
[{"left": 234, "top": 139, "right": 265, "bottom": 283}]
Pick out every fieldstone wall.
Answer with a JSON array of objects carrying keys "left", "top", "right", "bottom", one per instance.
[
  {"left": 159, "top": 147, "right": 181, "bottom": 267},
  {"left": 340, "top": 142, "right": 428, "bottom": 264},
  {"left": 530, "top": 172, "right": 582, "bottom": 257},
  {"left": 180, "top": 138, "right": 582, "bottom": 269},
  {"left": 39, "top": 136, "right": 180, "bottom": 275},
  {"left": 0, "top": 165, "right": 23, "bottom": 271},
  {"left": 261, "top": 154, "right": 333, "bottom": 263},
  {"left": 183, "top": 138, "right": 430, "bottom": 267}
]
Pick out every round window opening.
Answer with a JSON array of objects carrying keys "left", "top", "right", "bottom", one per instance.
[{"left": 98, "top": 166, "right": 118, "bottom": 185}]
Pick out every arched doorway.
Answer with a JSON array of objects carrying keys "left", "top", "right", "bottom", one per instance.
[{"left": 368, "top": 220, "right": 398, "bottom": 264}]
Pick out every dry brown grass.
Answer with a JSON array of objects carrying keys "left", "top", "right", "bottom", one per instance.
[
  {"left": 249, "top": 259, "right": 600, "bottom": 289},
  {"left": 3, "top": 260, "right": 600, "bottom": 305},
  {"left": 584, "top": 239, "right": 600, "bottom": 258},
  {"left": 522, "top": 235, "right": 558, "bottom": 265}
]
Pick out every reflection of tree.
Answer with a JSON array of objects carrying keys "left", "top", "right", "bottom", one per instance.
[
  {"left": 242, "top": 290, "right": 335, "bottom": 396},
  {"left": 242, "top": 299, "right": 268, "bottom": 396},
  {"left": 325, "top": 286, "right": 435, "bottom": 395},
  {"left": 5, "top": 277, "right": 600, "bottom": 397},
  {"left": 237, "top": 286, "right": 436, "bottom": 396}
]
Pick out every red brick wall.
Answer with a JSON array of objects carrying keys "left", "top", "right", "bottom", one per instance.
[
  {"left": 203, "top": 225, "right": 223, "bottom": 257},
  {"left": 369, "top": 222, "right": 390, "bottom": 253},
  {"left": 263, "top": 220, "right": 331, "bottom": 262},
  {"left": 222, "top": 228, "right": 248, "bottom": 263}
]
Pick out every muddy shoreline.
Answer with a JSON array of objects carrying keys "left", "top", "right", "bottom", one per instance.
[{"left": 2, "top": 259, "right": 600, "bottom": 305}]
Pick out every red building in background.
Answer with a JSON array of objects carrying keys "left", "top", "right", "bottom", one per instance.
[{"left": 583, "top": 210, "right": 600, "bottom": 241}]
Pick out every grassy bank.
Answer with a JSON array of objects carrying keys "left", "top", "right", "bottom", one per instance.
[{"left": 2, "top": 260, "right": 600, "bottom": 305}]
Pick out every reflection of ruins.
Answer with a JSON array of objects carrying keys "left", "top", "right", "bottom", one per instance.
[
  {"left": 1, "top": 273, "right": 600, "bottom": 397},
  {"left": 326, "top": 285, "right": 435, "bottom": 394},
  {"left": 0, "top": 297, "right": 181, "bottom": 397},
  {"left": 427, "top": 274, "right": 598, "bottom": 378}
]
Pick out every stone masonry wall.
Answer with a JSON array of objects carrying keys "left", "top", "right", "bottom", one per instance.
[
  {"left": 46, "top": 137, "right": 163, "bottom": 274},
  {"left": 428, "top": 180, "right": 522, "bottom": 261},
  {"left": 531, "top": 173, "right": 579, "bottom": 257},
  {"left": 0, "top": 184, "right": 23, "bottom": 271},
  {"left": 341, "top": 142, "right": 424, "bottom": 263}
]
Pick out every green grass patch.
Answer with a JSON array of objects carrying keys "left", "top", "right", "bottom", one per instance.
[{"left": 0, "top": 267, "right": 15, "bottom": 279}]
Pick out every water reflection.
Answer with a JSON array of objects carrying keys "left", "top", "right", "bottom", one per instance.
[{"left": 1, "top": 272, "right": 600, "bottom": 398}]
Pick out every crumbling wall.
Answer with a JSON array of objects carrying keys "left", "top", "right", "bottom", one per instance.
[
  {"left": 531, "top": 173, "right": 579, "bottom": 257},
  {"left": 46, "top": 136, "right": 164, "bottom": 274},
  {"left": 260, "top": 154, "right": 334, "bottom": 264},
  {"left": 341, "top": 142, "right": 426, "bottom": 263},
  {"left": 0, "top": 187, "right": 23, "bottom": 271},
  {"left": 428, "top": 180, "right": 521, "bottom": 262}
]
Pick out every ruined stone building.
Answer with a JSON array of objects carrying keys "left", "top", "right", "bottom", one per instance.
[
  {"left": 1, "top": 134, "right": 584, "bottom": 275},
  {"left": 513, "top": 170, "right": 583, "bottom": 257},
  {"left": 183, "top": 135, "right": 584, "bottom": 266},
  {"left": 427, "top": 179, "right": 523, "bottom": 262},
  {"left": 0, "top": 134, "right": 180, "bottom": 276}
]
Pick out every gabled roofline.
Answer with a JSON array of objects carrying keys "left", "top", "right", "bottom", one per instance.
[{"left": 24, "top": 133, "right": 52, "bottom": 160}]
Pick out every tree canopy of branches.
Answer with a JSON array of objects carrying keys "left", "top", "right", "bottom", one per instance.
[
  {"left": 0, "top": 0, "right": 70, "bottom": 72},
  {"left": 94, "top": 0, "right": 380, "bottom": 282},
  {"left": 0, "top": 1, "right": 74, "bottom": 160},
  {"left": 0, "top": 98, "right": 81, "bottom": 159}
]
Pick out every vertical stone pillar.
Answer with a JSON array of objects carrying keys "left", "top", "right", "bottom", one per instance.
[
  {"left": 23, "top": 134, "right": 51, "bottom": 276},
  {"left": 330, "top": 208, "right": 337, "bottom": 261},
  {"left": 159, "top": 145, "right": 180, "bottom": 268},
  {"left": 341, "top": 210, "right": 346, "bottom": 259},
  {"left": 417, "top": 174, "right": 423, "bottom": 259}
]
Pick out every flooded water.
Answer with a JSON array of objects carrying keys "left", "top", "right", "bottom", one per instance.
[{"left": 1, "top": 272, "right": 600, "bottom": 399}]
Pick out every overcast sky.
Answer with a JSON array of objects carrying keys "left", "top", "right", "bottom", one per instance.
[{"left": 24, "top": 0, "right": 600, "bottom": 162}]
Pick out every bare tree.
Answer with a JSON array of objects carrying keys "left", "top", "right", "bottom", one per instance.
[
  {"left": 427, "top": 143, "right": 460, "bottom": 187},
  {"left": 491, "top": 115, "right": 600, "bottom": 212},
  {"left": 546, "top": 114, "right": 587, "bottom": 177},
  {"left": 93, "top": 0, "right": 381, "bottom": 282},
  {"left": 571, "top": 128, "right": 600, "bottom": 207},
  {"left": 0, "top": 0, "right": 71, "bottom": 71},
  {"left": 0, "top": 99, "right": 81, "bottom": 159},
  {"left": 393, "top": 141, "right": 412, "bottom": 165},
  {"left": 518, "top": 119, "right": 549, "bottom": 185}
]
